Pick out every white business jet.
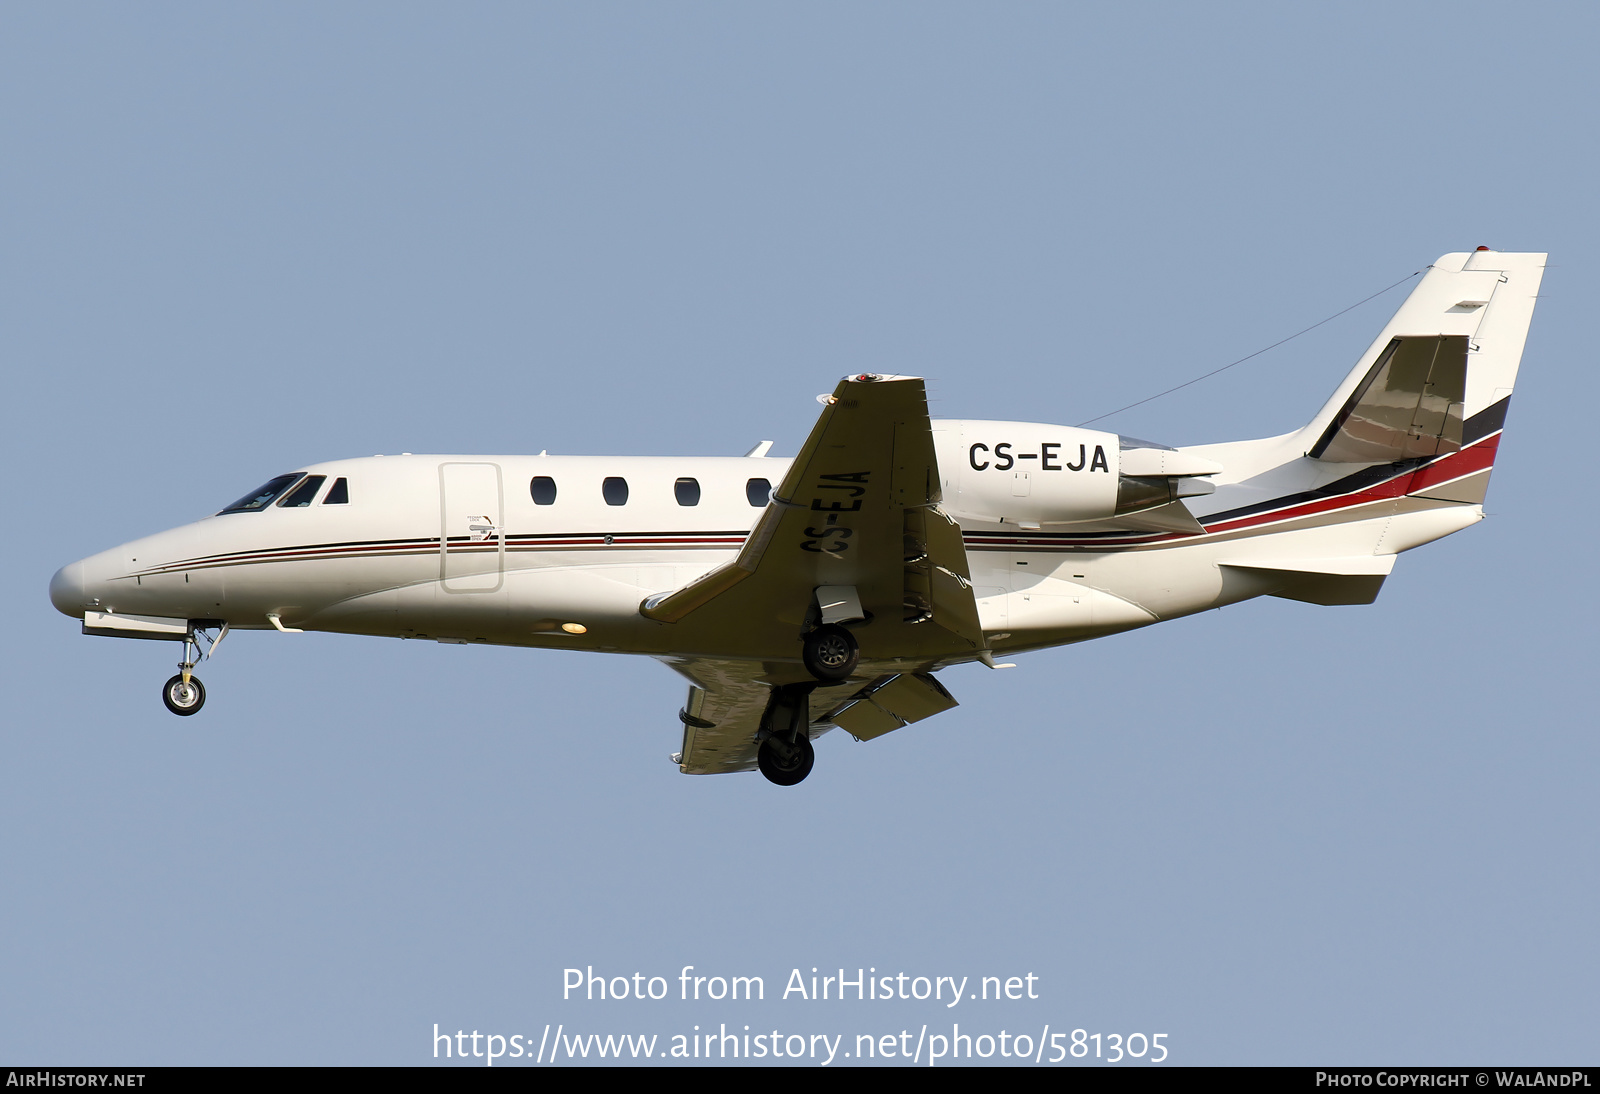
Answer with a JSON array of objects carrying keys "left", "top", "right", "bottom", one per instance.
[{"left": 49, "top": 250, "right": 1542, "bottom": 785}]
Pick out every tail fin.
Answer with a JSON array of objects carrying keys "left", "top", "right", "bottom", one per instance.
[
  {"left": 1188, "top": 250, "right": 1543, "bottom": 605},
  {"left": 1297, "top": 249, "right": 1545, "bottom": 502}
]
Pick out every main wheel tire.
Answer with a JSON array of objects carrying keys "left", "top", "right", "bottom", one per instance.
[
  {"left": 162, "top": 674, "right": 206, "bottom": 716},
  {"left": 802, "top": 624, "right": 859, "bottom": 681},
  {"left": 757, "top": 733, "right": 815, "bottom": 786}
]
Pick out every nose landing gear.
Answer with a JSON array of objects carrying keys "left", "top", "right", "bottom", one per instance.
[{"left": 160, "top": 629, "right": 224, "bottom": 716}]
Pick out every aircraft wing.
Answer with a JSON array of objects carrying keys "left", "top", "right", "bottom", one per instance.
[
  {"left": 663, "top": 656, "right": 963, "bottom": 774},
  {"left": 663, "top": 656, "right": 857, "bottom": 774},
  {"left": 642, "top": 373, "right": 984, "bottom": 668}
]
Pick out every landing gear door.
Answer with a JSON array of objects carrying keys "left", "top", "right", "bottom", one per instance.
[{"left": 439, "top": 462, "right": 504, "bottom": 593}]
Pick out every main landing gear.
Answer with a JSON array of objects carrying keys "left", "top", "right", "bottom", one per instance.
[
  {"left": 760, "top": 623, "right": 859, "bottom": 785},
  {"left": 757, "top": 683, "right": 816, "bottom": 786},
  {"left": 758, "top": 733, "right": 814, "bottom": 786},
  {"left": 802, "top": 624, "right": 858, "bottom": 682}
]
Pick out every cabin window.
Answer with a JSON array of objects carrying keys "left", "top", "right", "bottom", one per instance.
[
  {"left": 530, "top": 476, "right": 557, "bottom": 505},
  {"left": 323, "top": 477, "right": 349, "bottom": 505},
  {"left": 674, "top": 477, "right": 701, "bottom": 506},
  {"left": 602, "top": 477, "right": 629, "bottom": 505},
  {"left": 746, "top": 478, "right": 771, "bottom": 507},
  {"left": 277, "top": 475, "right": 327, "bottom": 508},
  {"left": 219, "top": 474, "right": 302, "bottom": 514}
]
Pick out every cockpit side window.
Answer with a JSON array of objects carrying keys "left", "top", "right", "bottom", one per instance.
[
  {"left": 323, "top": 477, "right": 349, "bottom": 504},
  {"left": 277, "top": 475, "right": 327, "bottom": 508},
  {"left": 219, "top": 474, "right": 302, "bottom": 514}
]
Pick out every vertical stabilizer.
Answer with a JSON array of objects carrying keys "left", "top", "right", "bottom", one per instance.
[{"left": 1297, "top": 250, "right": 1544, "bottom": 503}]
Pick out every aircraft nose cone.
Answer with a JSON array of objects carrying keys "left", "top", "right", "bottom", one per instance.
[{"left": 49, "top": 561, "right": 86, "bottom": 617}]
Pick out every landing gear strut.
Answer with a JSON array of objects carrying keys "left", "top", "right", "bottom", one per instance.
[
  {"left": 161, "top": 633, "right": 209, "bottom": 716},
  {"left": 757, "top": 683, "right": 816, "bottom": 786}
]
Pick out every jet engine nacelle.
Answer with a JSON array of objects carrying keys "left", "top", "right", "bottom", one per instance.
[{"left": 932, "top": 420, "right": 1221, "bottom": 526}]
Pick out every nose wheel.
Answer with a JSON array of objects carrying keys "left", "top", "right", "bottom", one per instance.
[
  {"left": 160, "top": 633, "right": 213, "bottom": 716},
  {"left": 163, "top": 673, "right": 206, "bottom": 716}
]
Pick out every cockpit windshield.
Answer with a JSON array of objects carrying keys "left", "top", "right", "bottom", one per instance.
[
  {"left": 219, "top": 474, "right": 302, "bottom": 514},
  {"left": 277, "top": 475, "right": 326, "bottom": 508}
]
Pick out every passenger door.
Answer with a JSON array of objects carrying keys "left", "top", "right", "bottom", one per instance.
[{"left": 439, "top": 462, "right": 504, "bottom": 592}]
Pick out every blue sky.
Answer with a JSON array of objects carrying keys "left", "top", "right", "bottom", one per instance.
[{"left": 3, "top": 2, "right": 1595, "bottom": 1065}]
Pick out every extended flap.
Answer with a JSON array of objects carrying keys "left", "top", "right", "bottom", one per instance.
[{"left": 827, "top": 672, "right": 958, "bottom": 742}]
